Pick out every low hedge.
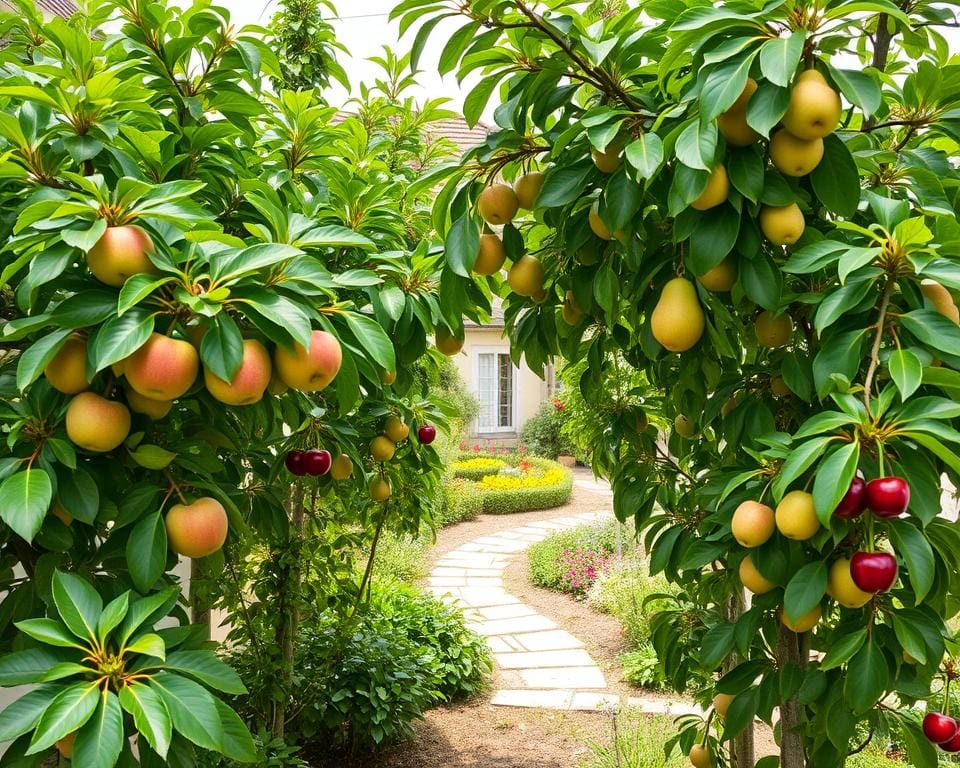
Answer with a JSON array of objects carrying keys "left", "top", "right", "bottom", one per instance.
[
  {"left": 477, "top": 456, "right": 573, "bottom": 514},
  {"left": 438, "top": 478, "right": 486, "bottom": 525},
  {"left": 451, "top": 456, "right": 506, "bottom": 481}
]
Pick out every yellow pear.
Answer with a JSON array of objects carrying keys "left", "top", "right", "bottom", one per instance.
[
  {"left": 370, "top": 477, "right": 392, "bottom": 502},
  {"left": 674, "top": 414, "right": 696, "bottom": 439},
  {"left": 689, "top": 744, "right": 714, "bottom": 768},
  {"left": 477, "top": 184, "right": 520, "bottom": 226},
  {"left": 44, "top": 334, "right": 90, "bottom": 394},
  {"left": 759, "top": 203, "right": 805, "bottom": 245},
  {"left": 474, "top": 233, "right": 507, "bottom": 276},
  {"left": 921, "top": 279, "right": 960, "bottom": 323},
  {"left": 770, "top": 376, "right": 791, "bottom": 397},
  {"left": 739, "top": 554, "right": 776, "bottom": 595},
  {"left": 731, "top": 501, "right": 775, "bottom": 547},
  {"left": 713, "top": 693, "right": 735, "bottom": 719},
  {"left": 691, "top": 166, "right": 730, "bottom": 211},
  {"left": 775, "top": 490, "right": 820, "bottom": 541},
  {"left": 514, "top": 172, "right": 544, "bottom": 210},
  {"left": 650, "top": 278, "right": 705, "bottom": 353},
  {"left": 589, "top": 203, "right": 616, "bottom": 241},
  {"left": 827, "top": 558, "right": 873, "bottom": 609},
  {"left": 697, "top": 258, "right": 736, "bottom": 292},
  {"left": 782, "top": 605, "right": 821, "bottom": 633},
  {"left": 330, "top": 454, "right": 353, "bottom": 480},
  {"left": 507, "top": 255, "right": 545, "bottom": 297},
  {"left": 782, "top": 70, "right": 842, "bottom": 140},
  {"left": 717, "top": 78, "right": 760, "bottom": 147},
  {"left": 755, "top": 311, "right": 794, "bottom": 348},
  {"left": 591, "top": 141, "right": 623, "bottom": 173},
  {"left": 370, "top": 435, "right": 396, "bottom": 462},
  {"left": 562, "top": 291, "right": 584, "bottom": 325},
  {"left": 769, "top": 130, "right": 824, "bottom": 177},
  {"left": 435, "top": 327, "right": 464, "bottom": 356}
]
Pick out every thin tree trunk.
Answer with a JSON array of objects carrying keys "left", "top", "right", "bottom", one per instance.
[
  {"left": 724, "top": 592, "right": 755, "bottom": 768},
  {"left": 190, "top": 557, "right": 210, "bottom": 637},
  {"left": 777, "top": 623, "right": 807, "bottom": 768},
  {"left": 271, "top": 483, "right": 306, "bottom": 739}
]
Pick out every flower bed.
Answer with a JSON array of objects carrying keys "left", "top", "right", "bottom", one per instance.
[{"left": 448, "top": 453, "right": 573, "bottom": 515}]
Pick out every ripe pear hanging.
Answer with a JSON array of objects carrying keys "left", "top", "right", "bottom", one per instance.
[{"left": 650, "top": 277, "right": 705, "bottom": 352}]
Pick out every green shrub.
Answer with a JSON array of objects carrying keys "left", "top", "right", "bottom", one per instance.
[
  {"left": 369, "top": 531, "right": 429, "bottom": 583},
  {"left": 438, "top": 478, "right": 485, "bottom": 525},
  {"left": 374, "top": 584, "right": 492, "bottom": 700},
  {"left": 845, "top": 746, "right": 909, "bottom": 767},
  {"left": 529, "top": 520, "right": 621, "bottom": 591},
  {"left": 621, "top": 644, "right": 668, "bottom": 690},
  {"left": 577, "top": 712, "right": 685, "bottom": 768},
  {"left": 520, "top": 399, "right": 575, "bottom": 458},
  {"left": 479, "top": 456, "right": 573, "bottom": 514},
  {"left": 452, "top": 456, "right": 506, "bottom": 480},
  {"left": 588, "top": 558, "right": 676, "bottom": 648},
  {"left": 224, "top": 586, "right": 490, "bottom": 753}
]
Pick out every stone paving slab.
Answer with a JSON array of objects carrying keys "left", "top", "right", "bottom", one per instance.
[
  {"left": 520, "top": 666, "right": 606, "bottom": 689},
  {"left": 495, "top": 649, "right": 595, "bottom": 669},
  {"left": 511, "top": 629, "right": 585, "bottom": 651},
  {"left": 472, "top": 614, "right": 557, "bottom": 636}
]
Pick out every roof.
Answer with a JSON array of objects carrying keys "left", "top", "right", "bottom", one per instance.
[
  {"left": 424, "top": 117, "right": 491, "bottom": 154},
  {"left": 37, "top": 0, "right": 76, "bottom": 16},
  {"left": 465, "top": 297, "right": 506, "bottom": 329}
]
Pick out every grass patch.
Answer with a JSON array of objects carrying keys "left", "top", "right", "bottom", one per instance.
[{"left": 577, "top": 712, "right": 686, "bottom": 768}]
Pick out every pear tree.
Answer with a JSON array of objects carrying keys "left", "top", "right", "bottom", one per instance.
[{"left": 399, "top": 0, "right": 960, "bottom": 765}]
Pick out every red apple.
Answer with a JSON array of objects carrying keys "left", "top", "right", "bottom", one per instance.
[
  {"left": 418, "top": 424, "right": 437, "bottom": 444},
  {"left": 924, "top": 712, "right": 959, "bottom": 744},
  {"left": 865, "top": 476, "right": 910, "bottom": 518},
  {"left": 834, "top": 476, "right": 867, "bottom": 519},
  {"left": 303, "top": 449, "right": 332, "bottom": 476},
  {"left": 941, "top": 731, "right": 960, "bottom": 753},
  {"left": 285, "top": 450, "right": 306, "bottom": 476},
  {"left": 850, "top": 551, "right": 898, "bottom": 593}
]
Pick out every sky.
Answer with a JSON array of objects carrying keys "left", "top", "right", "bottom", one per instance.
[{"left": 205, "top": 0, "right": 484, "bottom": 117}]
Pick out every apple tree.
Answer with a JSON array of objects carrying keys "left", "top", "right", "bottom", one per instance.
[
  {"left": 399, "top": 0, "right": 960, "bottom": 765},
  {"left": 0, "top": 0, "right": 452, "bottom": 765}
]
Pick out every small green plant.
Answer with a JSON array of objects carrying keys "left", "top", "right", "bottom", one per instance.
[
  {"left": 577, "top": 711, "right": 685, "bottom": 768},
  {"left": 438, "top": 478, "right": 486, "bottom": 525},
  {"left": 0, "top": 572, "right": 252, "bottom": 766},
  {"left": 520, "top": 399, "right": 575, "bottom": 459},
  {"left": 588, "top": 559, "right": 676, "bottom": 648},
  {"left": 621, "top": 644, "right": 668, "bottom": 691},
  {"left": 368, "top": 531, "right": 429, "bottom": 583}
]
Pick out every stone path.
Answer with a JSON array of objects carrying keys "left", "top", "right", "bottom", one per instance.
[{"left": 426, "top": 501, "right": 701, "bottom": 716}]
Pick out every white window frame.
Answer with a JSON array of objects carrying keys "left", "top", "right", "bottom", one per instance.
[{"left": 473, "top": 346, "right": 519, "bottom": 433}]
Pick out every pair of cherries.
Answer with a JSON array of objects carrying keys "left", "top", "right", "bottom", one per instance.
[
  {"left": 923, "top": 712, "right": 960, "bottom": 752},
  {"left": 285, "top": 449, "right": 331, "bottom": 476},
  {"left": 834, "top": 475, "right": 910, "bottom": 595}
]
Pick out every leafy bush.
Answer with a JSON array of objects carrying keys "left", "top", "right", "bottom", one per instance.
[
  {"left": 529, "top": 520, "right": 621, "bottom": 591},
  {"left": 369, "top": 531, "right": 429, "bottom": 583},
  {"left": 588, "top": 558, "right": 676, "bottom": 648},
  {"left": 621, "top": 644, "right": 669, "bottom": 690},
  {"left": 520, "top": 399, "right": 576, "bottom": 458},
  {"left": 375, "top": 584, "right": 492, "bottom": 700},
  {"left": 558, "top": 547, "right": 611, "bottom": 596},
  {"left": 438, "top": 478, "right": 486, "bottom": 525},
  {"left": 224, "top": 586, "right": 490, "bottom": 754},
  {"left": 577, "top": 712, "right": 685, "bottom": 768},
  {"left": 452, "top": 456, "right": 506, "bottom": 480}
]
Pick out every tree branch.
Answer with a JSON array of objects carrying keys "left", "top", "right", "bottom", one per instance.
[{"left": 862, "top": 279, "right": 895, "bottom": 420}]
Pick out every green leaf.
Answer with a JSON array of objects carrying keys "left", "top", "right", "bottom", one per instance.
[
  {"left": 820, "top": 628, "right": 867, "bottom": 670},
  {"left": 812, "top": 441, "right": 860, "bottom": 525},
  {"left": 603, "top": 168, "right": 642, "bottom": 230},
  {"left": 129, "top": 445, "right": 177, "bottom": 470},
  {"left": 150, "top": 671, "right": 224, "bottom": 751},
  {"left": 827, "top": 67, "right": 881, "bottom": 115},
  {"left": 52, "top": 570, "right": 103, "bottom": 644},
  {"left": 689, "top": 207, "right": 740, "bottom": 275},
  {"left": 199, "top": 313, "right": 244, "bottom": 382},
  {"left": 814, "top": 276, "right": 876, "bottom": 335},
  {"left": 726, "top": 147, "right": 764, "bottom": 203},
  {"left": 26, "top": 682, "right": 101, "bottom": 754},
  {"left": 843, "top": 640, "right": 888, "bottom": 713},
  {"left": 783, "top": 240, "right": 848, "bottom": 274},
  {"left": 888, "top": 519, "right": 935, "bottom": 603},
  {"left": 593, "top": 263, "right": 620, "bottom": 320},
  {"left": 88, "top": 309, "right": 156, "bottom": 373},
  {"left": 675, "top": 119, "right": 717, "bottom": 170},
  {"left": 162, "top": 650, "right": 246, "bottom": 695},
  {"left": 341, "top": 312, "right": 396, "bottom": 371},
  {"left": 759, "top": 32, "right": 805, "bottom": 87},
  {"left": 0, "top": 684, "right": 64, "bottom": 742},
  {"left": 72, "top": 689, "right": 123, "bottom": 768},
  {"left": 0, "top": 648, "right": 75, "bottom": 685},
  {"left": 212, "top": 243, "right": 302, "bottom": 283},
  {"left": 784, "top": 561, "right": 827, "bottom": 623},
  {"left": 700, "top": 622, "right": 736, "bottom": 669},
  {"left": 0, "top": 468, "right": 53, "bottom": 544},
  {"left": 899, "top": 716, "right": 938, "bottom": 767},
  {"left": 97, "top": 592, "right": 130, "bottom": 645},
  {"left": 810, "top": 134, "right": 860, "bottom": 217},
  {"left": 119, "top": 683, "right": 171, "bottom": 759},
  {"left": 537, "top": 162, "right": 593, "bottom": 208},
  {"left": 213, "top": 699, "right": 256, "bottom": 763},
  {"left": 236, "top": 289, "right": 312, "bottom": 350},
  {"left": 118, "top": 275, "right": 177, "bottom": 317},
  {"left": 14, "top": 618, "right": 87, "bottom": 650},
  {"left": 16, "top": 329, "right": 73, "bottom": 391},
  {"left": 126, "top": 512, "right": 168, "bottom": 596},
  {"left": 746, "top": 81, "right": 790, "bottom": 137},
  {"left": 701, "top": 54, "right": 756, "bottom": 120},
  {"left": 444, "top": 213, "right": 480, "bottom": 278},
  {"left": 722, "top": 685, "right": 758, "bottom": 740},
  {"left": 888, "top": 349, "right": 922, "bottom": 401},
  {"left": 892, "top": 615, "right": 927, "bottom": 664},
  {"left": 624, "top": 133, "right": 664, "bottom": 179},
  {"left": 813, "top": 330, "right": 867, "bottom": 398},
  {"left": 772, "top": 438, "right": 838, "bottom": 500},
  {"left": 125, "top": 633, "right": 166, "bottom": 660},
  {"left": 901, "top": 310, "right": 960, "bottom": 357},
  {"left": 56, "top": 468, "right": 99, "bottom": 525}
]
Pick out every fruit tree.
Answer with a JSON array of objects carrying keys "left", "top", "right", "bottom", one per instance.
[
  {"left": 0, "top": 0, "right": 451, "bottom": 765},
  {"left": 398, "top": 0, "right": 960, "bottom": 765}
]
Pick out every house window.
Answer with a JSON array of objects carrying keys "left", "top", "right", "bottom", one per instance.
[{"left": 476, "top": 351, "right": 515, "bottom": 432}]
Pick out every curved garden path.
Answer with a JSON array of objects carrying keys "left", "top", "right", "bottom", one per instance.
[{"left": 425, "top": 469, "right": 701, "bottom": 717}]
